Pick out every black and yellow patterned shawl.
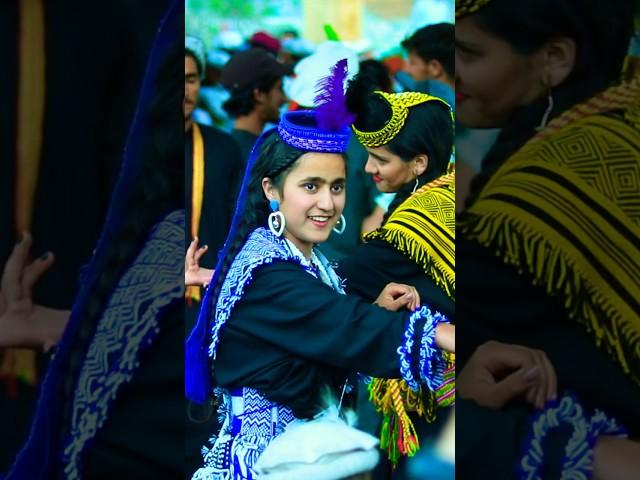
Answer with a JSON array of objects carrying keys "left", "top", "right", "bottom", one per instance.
[
  {"left": 459, "top": 76, "right": 640, "bottom": 384},
  {"left": 364, "top": 172, "right": 456, "bottom": 465},
  {"left": 365, "top": 171, "right": 456, "bottom": 300}
]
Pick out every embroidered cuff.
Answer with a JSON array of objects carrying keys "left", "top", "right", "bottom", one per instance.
[
  {"left": 397, "top": 306, "right": 450, "bottom": 392},
  {"left": 518, "top": 394, "right": 626, "bottom": 480}
]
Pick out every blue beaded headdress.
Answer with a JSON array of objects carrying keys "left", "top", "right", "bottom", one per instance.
[{"left": 277, "top": 58, "right": 354, "bottom": 153}]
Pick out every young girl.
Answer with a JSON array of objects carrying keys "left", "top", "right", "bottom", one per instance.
[{"left": 186, "top": 61, "right": 455, "bottom": 479}]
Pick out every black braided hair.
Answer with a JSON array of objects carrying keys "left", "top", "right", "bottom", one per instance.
[
  {"left": 206, "top": 132, "right": 307, "bottom": 339},
  {"left": 346, "top": 73, "right": 454, "bottom": 222},
  {"left": 463, "top": 0, "right": 635, "bottom": 207}
]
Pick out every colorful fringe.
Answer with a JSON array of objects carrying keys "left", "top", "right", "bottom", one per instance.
[
  {"left": 369, "top": 354, "right": 455, "bottom": 467},
  {"left": 365, "top": 172, "right": 455, "bottom": 300},
  {"left": 365, "top": 172, "right": 456, "bottom": 465}
]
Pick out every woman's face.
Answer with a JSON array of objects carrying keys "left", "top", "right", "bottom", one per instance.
[
  {"left": 269, "top": 152, "right": 346, "bottom": 258},
  {"left": 364, "top": 146, "right": 416, "bottom": 193},
  {"left": 455, "top": 16, "right": 547, "bottom": 128}
]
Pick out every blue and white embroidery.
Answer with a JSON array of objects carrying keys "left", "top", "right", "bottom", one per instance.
[
  {"left": 208, "top": 228, "right": 343, "bottom": 362},
  {"left": 519, "top": 394, "right": 626, "bottom": 480},
  {"left": 62, "top": 210, "right": 184, "bottom": 480},
  {"left": 419, "top": 309, "right": 449, "bottom": 391},
  {"left": 196, "top": 227, "right": 345, "bottom": 480},
  {"left": 397, "top": 306, "right": 449, "bottom": 392}
]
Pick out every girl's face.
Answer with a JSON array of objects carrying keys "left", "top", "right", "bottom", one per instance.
[
  {"left": 364, "top": 146, "right": 420, "bottom": 193},
  {"left": 264, "top": 152, "right": 346, "bottom": 258},
  {"left": 455, "top": 16, "right": 547, "bottom": 128}
]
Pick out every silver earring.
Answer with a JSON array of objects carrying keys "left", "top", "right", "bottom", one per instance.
[
  {"left": 268, "top": 199, "right": 285, "bottom": 236},
  {"left": 333, "top": 214, "right": 346, "bottom": 235},
  {"left": 412, "top": 178, "right": 419, "bottom": 194},
  {"left": 537, "top": 89, "right": 554, "bottom": 130}
]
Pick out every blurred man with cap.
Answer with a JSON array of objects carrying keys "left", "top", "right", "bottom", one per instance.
[
  {"left": 184, "top": 34, "right": 242, "bottom": 313},
  {"left": 220, "top": 48, "right": 290, "bottom": 166}
]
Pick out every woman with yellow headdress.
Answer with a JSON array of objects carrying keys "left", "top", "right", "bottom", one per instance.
[
  {"left": 455, "top": 0, "right": 640, "bottom": 477},
  {"left": 336, "top": 73, "right": 456, "bottom": 476}
]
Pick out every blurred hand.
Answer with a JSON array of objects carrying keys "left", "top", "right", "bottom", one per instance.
[
  {"left": 435, "top": 323, "right": 455, "bottom": 353},
  {"left": 457, "top": 341, "right": 557, "bottom": 410},
  {"left": 185, "top": 236, "right": 214, "bottom": 287},
  {"left": 0, "top": 232, "right": 68, "bottom": 349},
  {"left": 374, "top": 282, "right": 420, "bottom": 312}
]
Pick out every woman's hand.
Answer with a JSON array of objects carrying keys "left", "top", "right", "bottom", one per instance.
[
  {"left": 374, "top": 282, "right": 420, "bottom": 312},
  {"left": 0, "top": 233, "right": 69, "bottom": 349},
  {"left": 185, "top": 237, "right": 214, "bottom": 287},
  {"left": 457, "top": 341, "right": 557, "bottom": 410},
  {"left": 435, "top": 323, "right": 455, "bottom": 353}
]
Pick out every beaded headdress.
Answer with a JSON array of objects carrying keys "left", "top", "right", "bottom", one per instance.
[
  {"left": 352, "top": 91, "right": 452, "bottom": 148},
  {"left": 277, "top": 58, "right": 354, "bottom": 154},
  {"left": 456, "top": 0, "right": 492, "bottom": 18}
]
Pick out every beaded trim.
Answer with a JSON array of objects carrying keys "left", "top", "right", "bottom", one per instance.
[
  {"left": 352, "top": 91, "right": 452, "bottom": 148},
  {"left": 278, "top": 110, "right": 351, "bottom": 153},
  {"left": 456, "top": 0, "right": 492, "bottom": 18},
  {"left": 518, "top": 394, "right": 626, "bottom": 480},
  {"left": 397, "top": 306, "right": 450, "bottom": 392}
]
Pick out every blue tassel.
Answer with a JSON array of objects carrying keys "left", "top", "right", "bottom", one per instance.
[
  {"left": 185, "top": 128, "right": 278, "bottom": 404},
  {"left": 233, "top": 453, "right": 243, "bottom": 479},
  {"left": 185, "top": 285, "right": 212, "bottom": 403}
]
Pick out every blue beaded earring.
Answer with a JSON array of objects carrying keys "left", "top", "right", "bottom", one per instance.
[{"left": 268, "top": 199, "right": 285, "bottom": 236}]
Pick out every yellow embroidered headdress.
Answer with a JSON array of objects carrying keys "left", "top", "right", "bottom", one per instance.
[
  {"left": 351, "top": 91, "right": 452, "bottom": 148},
  {"left": 456, "top": 0, "right": 492, "bottom": 18}
]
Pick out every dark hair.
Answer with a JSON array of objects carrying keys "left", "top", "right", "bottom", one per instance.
[
  {"left": 401, "top": 23, "right": 455, "bottom": 79},
  {"left": 465, "top": 0, "right": 635, "bottom": 207},
  {"left": 185, "top": 49, "right": 202, "bottom": 77},
  {"left": 358, "top": 59, "right": 392, "bottom": 93},
  {"left": 346, "top": 73, "right": 453, "bottom": 220},
  {"left": 206, "top": 133, "right": 304, "bottom": 338},
  {"left": 222, "top": 74, "right": 281, "bottom": 117}
]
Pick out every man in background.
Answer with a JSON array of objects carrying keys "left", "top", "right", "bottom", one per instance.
[
  {"left": 401, "top": 22, "right": 455, "bottom": 106},
  {"left": 220, "top": 48, "right": 290, "bottom": 166}
]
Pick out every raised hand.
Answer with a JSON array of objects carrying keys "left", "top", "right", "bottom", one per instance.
[
  {"left": 185, "top": 236, "right": 214, "bottom": 287},
  {"left": 0, "top": 233, "right": 68, "bottom": 349}
]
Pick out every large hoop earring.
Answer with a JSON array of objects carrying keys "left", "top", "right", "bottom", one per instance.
[
  {"left": 537, "top": 88, "right": 554, "bottom": 130},
  {"left": 333, "top": 214, "right": 346, "bottom": 235},
  {"left": 268, "top": 199, "right": 285, "bottom": 236},
  {"left": 412, "top": 177, "right": 419, "bottom": 194}
]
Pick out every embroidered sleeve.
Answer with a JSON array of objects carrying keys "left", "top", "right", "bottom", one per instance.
[
  {"left": 397, "top": 306, "right": 450, "bottom": 392},
  {"left": 518, "top": 394, "right": 626, "bottom": 480}
]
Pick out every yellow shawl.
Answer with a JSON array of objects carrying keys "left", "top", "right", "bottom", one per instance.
[
  {"left": 364, "top": 172, "right": 456, "bottom": 465},
  {"left": 459, "top": 75, "right": 640, "bottom": 384}
]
